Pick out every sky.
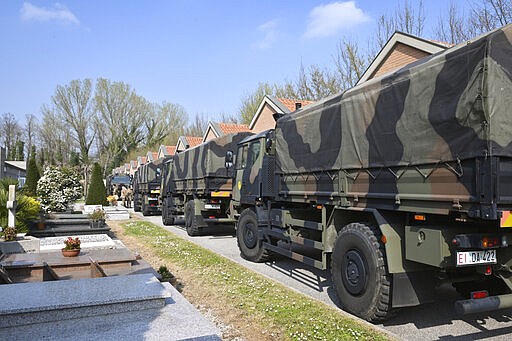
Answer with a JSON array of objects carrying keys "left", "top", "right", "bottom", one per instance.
[{"left": 0, "top": 0, "right": 469, "bottom": 124}]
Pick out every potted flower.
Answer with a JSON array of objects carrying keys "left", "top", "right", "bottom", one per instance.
[
  {"left": 88, "top": 208, "right": 106, "bottom": 229},
  {"left": 2, "top": 226, "right": 17, "bottom": 242},
  {"left": 62, "top": 237, "right": 81, "bottom": 257}
]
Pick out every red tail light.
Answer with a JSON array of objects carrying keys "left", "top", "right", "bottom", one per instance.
[
  {"left": 471, "top": 291, "right": 488, "bottom": 299},
  {"left": 482, "top": 237, "right": 499, "bottom": 248},
  {"left": 208, "top": 216, "right": 215, "bottom": 219},
  {"left": 485, "top": 265, "right": 492, "bottom": 275}
]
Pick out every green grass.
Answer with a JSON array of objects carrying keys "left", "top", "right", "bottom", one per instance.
[{"left": 123, "top": 221, "right": 391, "bottom": 341}]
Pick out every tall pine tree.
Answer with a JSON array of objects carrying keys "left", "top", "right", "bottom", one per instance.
[
  {"left": 24, "top": 146, "right": 40, "bottom": 196},
  {"left": 86, "top": 162, "right": 108, "bottom": 205}
]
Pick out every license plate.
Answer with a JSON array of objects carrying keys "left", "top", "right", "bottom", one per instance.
[
  {"left": 205, "top": 204, "right": 220, "bottom": 210},
  {"left": 456, "top": 250, "right": 497, "bottom": 266}
]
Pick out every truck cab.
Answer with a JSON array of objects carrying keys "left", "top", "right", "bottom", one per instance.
[{"left": 232, "top": 130, "right": 275, "bottom": 209}]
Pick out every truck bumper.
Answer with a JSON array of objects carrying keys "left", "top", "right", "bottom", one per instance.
[{"left": 455, "top": 293, "right": 512, "bottom": 314}]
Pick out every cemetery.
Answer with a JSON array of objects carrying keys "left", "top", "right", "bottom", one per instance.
[{"left": 0, "top": 183, "right": 221, "bottom": 340}]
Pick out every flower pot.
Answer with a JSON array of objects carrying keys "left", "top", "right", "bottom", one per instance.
[
  {"left": 89, "top": 219, "right": 105, "bottom": 229},
  {"left": 62, "top": 248, "right": 80, "bottom": 257}
]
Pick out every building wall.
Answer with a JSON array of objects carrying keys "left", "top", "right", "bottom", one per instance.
[
  {"left": 204, "top": 128, "right": 217, "bottom": 142},
  {"left": 371, "top": 43, "right": 430, "bottom": 79},
  {"left": 251, "top": 103, "right": 277, "bottom": 134}
]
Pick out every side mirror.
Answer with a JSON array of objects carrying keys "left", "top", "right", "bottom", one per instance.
[
  {"left": 225, "top": 150, "right": 234, "bottom": 169},
  {"left": 265, "top": 138, "right": 273, "bottom": 152}
]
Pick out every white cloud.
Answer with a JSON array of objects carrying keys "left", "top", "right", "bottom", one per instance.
[
  {"left": 253, "top": 20, "right": 278, "bottom": 50},
  {"left": 20, "top": 2, "right": 80, "bottom": 25},
  {"left": 304, "top": 1, "right": 370, "bottom": 39}
]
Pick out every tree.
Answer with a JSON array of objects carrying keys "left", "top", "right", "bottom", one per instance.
[
  {"left": 375, "top": 0, "right": 425, "bottom": 49},
  {"left": 24, "top": 114, "right": 38, "bottom": 158},
  {"left": 37, "top": 166, "right": 83, "bottom": 212},
  {"left": 186, "top": 113, "right": 210, "bottom": 136},
  {"left": 145, "top": 101, "right": 188, "bottom": 148},
  {"left": 52, "top": 79, "right": 95, "bottom": 164},
  {"left": 24, "top": 146, "right": 40, "bottom": 197},
  {"left": 1, "top": 113, "right": 21, "bottom": 159},
  {"left": 85, "top": 162, "right": 108, "bottom": 205},
  {"left": 436, "top": 0, "right": 512, "bottom": 45},
  {"left": 39, "top": 104, "right": 76, "bottom": 165},
  {"left": 94, "top": 78, "right": 147, "bottom": 173},
  {"left": 334, "top": 39, "right": 371, "bottom": 89}
]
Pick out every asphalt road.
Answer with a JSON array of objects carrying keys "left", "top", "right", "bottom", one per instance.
[{"left": 135, "top": 212, "right": 512, "bottom": 340}]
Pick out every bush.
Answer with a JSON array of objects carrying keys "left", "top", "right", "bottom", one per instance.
[
  {"left": 86, "top": 163, "right": 108, "bottom": 205},
  {"left": 0, "top": 179, "right": 40, "bottom": 233},
  {"left": 24, "top": 146, "right": 40, "bottom": 197},
  {"left": 37, "top": 166, "right": 83, "bottom": 212}
]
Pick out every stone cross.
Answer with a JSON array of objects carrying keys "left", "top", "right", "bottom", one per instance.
[{"left": 7, "top": 185, "right": 16, "bottom": 228}]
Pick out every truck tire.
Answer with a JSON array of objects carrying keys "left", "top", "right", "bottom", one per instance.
[
  {"left": 142, "top": 196, "right": 150, "bottom": 216},
  {"left": 133, "top": 194, "right": 141, "bottom": 212},
  {"left": 162, "top": 198, "right": 175, "bottom": 226},
  {"left": 185, "top": 200, "right": 200, "bottom": 236},
  {"left": 236, "top": 208, "right": 269, "bottom": 262},
  {"left": 331, "top": 222, "right": 391, "bottom": 322}
]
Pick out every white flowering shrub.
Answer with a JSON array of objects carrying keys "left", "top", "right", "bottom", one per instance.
[{"left": 37, "top": 166, "right": 83, "bottom": 212}]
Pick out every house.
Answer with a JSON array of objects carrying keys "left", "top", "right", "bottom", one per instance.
[
  {"left": 202, "top": 122, "right": 252, "bottom": 142},
  {"left": 129, "top": 161, "right": 137, "bottom": 176},
  {"left": 248, "top": 96, "right": 313, "bottom": 134},
  {"left": 146, "top": 151, "right": 159, "bottom": 163},
  {"left": 157, "top": 145, "right": 176, "bottom": 160},
  {"left": 136, "top": 156, "right": 147, "bottom": 167},
  {"left": 176, "top": 136, "right": 203, "bottom": 153},
  {"left": 357, "top": 31, "right": 451, "bottom": 85},
  {"left": 0, "top": 147, "right": 27, "bottom": 186}
]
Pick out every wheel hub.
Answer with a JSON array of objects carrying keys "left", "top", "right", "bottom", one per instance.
[
  {"left": 244, "top": 223, "right": 257, "bottom": 249},
  {"left": 342, "top": 249, "right": 367, "bottom": 296}
]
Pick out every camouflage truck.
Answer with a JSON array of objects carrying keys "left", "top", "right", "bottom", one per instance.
[
  {"left": 160, "top": 132, "right": 252, "bottom": 235},
  {"left": 106, "top": 174, "right": 132, "bottom": 196},
  {"left": 133, "top": 159, "right": 162, "bottom": 216},
  {"left": 231, "top": 25, "right": 512, "bottom": 321}
]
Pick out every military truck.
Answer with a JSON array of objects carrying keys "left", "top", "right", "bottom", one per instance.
[
  {"left": 106, "top": 174, "right": 132, "bottom": 196},
  {"left": 160, "top": 132, "right": 252, "bottom": 235},
  {"left": 231, "top": 25, "right": 512, "bottom": 321},
  {"left": 133, "top": 159, "right": 162, "bottom": 216}
]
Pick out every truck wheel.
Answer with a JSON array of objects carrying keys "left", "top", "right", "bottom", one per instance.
[
  {"left": 142, "top": 196, "right": 149, "bottom": 216},
  {"left": 133, "top": 194, "right": 141, "bottom": 212},
  {"left": 185, "top": 200, "right": 200, "bottom": 236},
  {"left": 331, "top": 222, "right": 391, "bottom": 322},
  {"left": 162, "top": 198, "right": 175, "bottom": 226},
  {"left": 237, "top": 208, "right": 269, "bottom": 262}
]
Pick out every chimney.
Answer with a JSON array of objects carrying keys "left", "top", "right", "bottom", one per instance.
[{"left": 295, "top": 102, "right": 302, "bottom": 110}]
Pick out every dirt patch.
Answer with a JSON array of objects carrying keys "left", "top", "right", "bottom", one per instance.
[{"left": 108, "top": 219, "right": 275, "bottom": 341}]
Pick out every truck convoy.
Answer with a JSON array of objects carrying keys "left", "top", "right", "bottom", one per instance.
[
  {"left": 130, "top": 25, "right": 512, "bottom": 321},
  {"left": 229, "top": 25, "right": 512, "bottom": 321},
  {"left": 160, "top": 132, "right": 252, "bottom": 236},
  {"left": 133, "top": 160, "right": 162, "bottom": 216}
]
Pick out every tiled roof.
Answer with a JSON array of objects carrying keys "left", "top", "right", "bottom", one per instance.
[
  {"left": 185, "top": 136, "right": 202, "bottom": 147},
  {"left": 429, "top": 39, "right": 454, "bottom": 48},
  {"left": 217, "top": 122, "right": 251, "bottom": 134},
  {"left": 165, "top": 145, "right": 176, "bottom": 156},
  {"left": 277, "top": 98, "right": 314, "bottom": 112}
]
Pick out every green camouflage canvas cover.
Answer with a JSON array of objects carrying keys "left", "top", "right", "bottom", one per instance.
[
  {"left": 172, "top": 132, "right": 253, "bottom": 180},
  {"left": 276, "top": 24, "right": 512, "bottom": 174}
]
